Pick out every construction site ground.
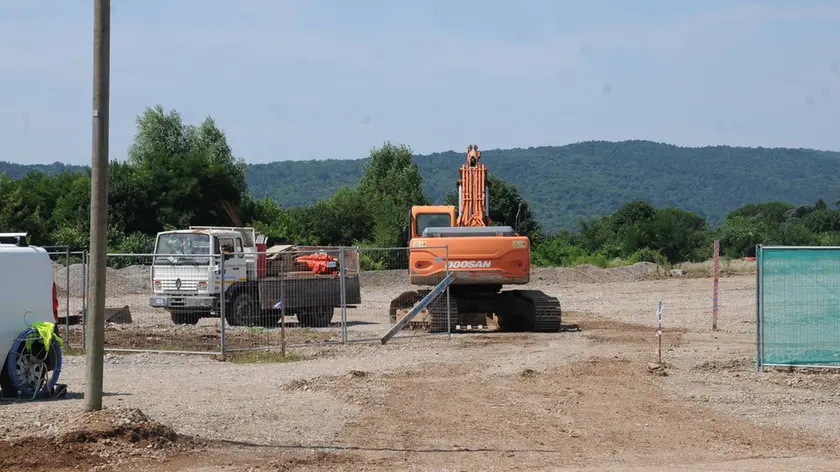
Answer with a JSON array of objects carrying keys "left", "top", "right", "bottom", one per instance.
[{"left": 5, "top": 263, "right": 840, "bottom": 471}]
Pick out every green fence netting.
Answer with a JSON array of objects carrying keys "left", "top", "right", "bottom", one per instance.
[{"left": 758, "top": 246, "right": 840, "bottom": 367}]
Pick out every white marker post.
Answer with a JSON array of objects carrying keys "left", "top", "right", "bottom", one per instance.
[
  {"left": 657, "top": 301, "right": 663, "bottom": 365},
  {"left": 713, "top": 239, "right": 720, "bottom": 331}
]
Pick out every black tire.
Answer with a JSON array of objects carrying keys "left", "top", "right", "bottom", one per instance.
[
  {"left": 225, "top": 292, "right": 280, "bottom": 328},
  {"left": 227, "top": 292, "right": 264, "bottom": 327},
  {"left": 170, "top": 312, "right": 201, "bottom": 325}
]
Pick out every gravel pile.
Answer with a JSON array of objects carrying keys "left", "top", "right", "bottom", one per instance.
[
  {"left": 359, "top": 269, "right": 411, "bottom": 290},
  {"left": 531, "top": 262, "right": 664, "bottom": 285},
  {"left": 0, "top": 406, "right": 197, "bottom": 472},
  {"left": 53, "top": 263, "right": 151, "bottom": 297}
]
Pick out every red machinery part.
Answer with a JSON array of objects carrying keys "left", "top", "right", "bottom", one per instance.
[{"left": 295, "top": 253, "right": 338, "bottom": 274}]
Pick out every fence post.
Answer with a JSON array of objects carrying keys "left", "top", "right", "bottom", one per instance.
[
  {"left": 446, "top": 245, "right": 451, "bottom": 339},
  {"left": 713, "top": 239, "right": 720, "bottom": 331},
  {"left": 82, "top": 250, "right": 88, "bottom": 348},
  {"left": 755, "top": 244, "right": 762, "bottom": 372},
  {"left": 280, "top": 266, "right": 286, "bottom": 357},
  {"left": 64, "top": 246, "right": 71, "bottom": 344},
  {"left": 219, "top": 254, "right": 226, "bottom": 356},
  {"left": 339, "top": 247, "right": 348, "bottom": 345}
]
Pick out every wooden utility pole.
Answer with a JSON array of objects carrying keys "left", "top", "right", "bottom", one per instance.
[{"left": 84, "top": 0, "right": 110, "bottom": 412}]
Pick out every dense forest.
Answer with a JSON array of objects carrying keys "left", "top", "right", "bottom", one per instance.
[
  {"left": 8, "top": 133, "right": 840, "bottom": 233},
  {"left": 1, "top": 105, "right": 839, "bottom": 268},
  {"left": 0, "top": 161, "right": 87, "bottom": 180},
  {"left": 251, "top": 141, "right": 840, "bottom": 231}
]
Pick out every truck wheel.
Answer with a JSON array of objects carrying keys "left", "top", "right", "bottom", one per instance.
[
  {"left": 170, "top": 312, "right": 201, "bottom": 325},
  {"left": 229, "top": 292, "right": 261, "bottom": 327}
]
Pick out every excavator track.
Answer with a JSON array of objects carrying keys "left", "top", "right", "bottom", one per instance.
[
  {"left": 389, "top": 288, "right": 562, "bottom": 333},
  {"left": 427, "top": 291, "right": 459, "bottom": 333},
  {"left": 388, "top": 289, "right": 436, "bottom": 332},
  {"left": 388, "top": 289, "right": 479, "bottom": 333},
  {"left": 512, "top": 290, "right": 563, "bottom": 332}
]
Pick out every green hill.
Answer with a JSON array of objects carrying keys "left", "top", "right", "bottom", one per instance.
[
  {"left": 0, "top": 161, "right": 88, "bottom": 179},
  {"left": 246, "top": 140, "right": 840, "bottom": 231},
  {"left": 5, "top": 140, "right": 840, "bottom": 232}
]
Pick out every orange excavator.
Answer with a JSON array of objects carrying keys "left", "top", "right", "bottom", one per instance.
[{"left": 388, "top": 144, "right": 562, "bottom": 332}]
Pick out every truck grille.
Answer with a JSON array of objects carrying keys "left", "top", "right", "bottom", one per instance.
[{"left": 160, "top": 279, "right": 200, "bottom": 292}]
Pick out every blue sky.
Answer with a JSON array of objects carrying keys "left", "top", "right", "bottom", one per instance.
[{"left": 1, "top": 1, "right": 838, "bottom": 165}]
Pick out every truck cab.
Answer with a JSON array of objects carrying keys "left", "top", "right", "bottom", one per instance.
[{"left": 149, "top": 228, "right": 257, "bottom": 324}]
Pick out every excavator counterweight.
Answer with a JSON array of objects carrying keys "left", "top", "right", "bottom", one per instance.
[{"left": 387, "top": 144, "right": 562, "bottom": 333}]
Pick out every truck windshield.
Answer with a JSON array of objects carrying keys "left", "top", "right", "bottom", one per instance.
[{"left": 154, "top": 233, "right": 212, "bottom": 265}]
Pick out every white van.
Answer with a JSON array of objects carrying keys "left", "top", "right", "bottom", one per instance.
[{"left": 0, "top": 234, "right": 62, "bottom": 398}]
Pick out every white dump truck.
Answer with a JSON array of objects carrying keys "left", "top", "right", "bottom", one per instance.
[{"left": 148, "top": 226, "right": 361, "bottom": 327}]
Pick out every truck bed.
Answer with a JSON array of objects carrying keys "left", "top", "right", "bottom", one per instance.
[{"left": 256, "top": 272, "right": 361, "bottom": 311}]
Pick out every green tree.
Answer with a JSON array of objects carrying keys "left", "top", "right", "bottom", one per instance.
[
  {"left": 717, "top": 216, "right": 776, "bottom": 258},
  {"left": 608, "top": 200, "right": 658, "bottom": 256},
  {"left": 357, "top": 142, "right": 427, "bottom": 247},
  {"left": 639, "top": 207, "right": 711, "bottom": 263},
  {"left": 127, "top": 105, "right": 249, "bottom": 232},
  {"left": 610, "top": 200, "right": 656, "bottom": 231},
  {"left": 726, "top": 201, "right": 794, "bottom": 224},
  {"left": 485, "top": 174, "right": 541, "bottom": 237}
]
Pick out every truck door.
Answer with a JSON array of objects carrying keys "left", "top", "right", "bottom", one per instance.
[{"left": 218, "top": 236, "right": 245, "bottom": 288}]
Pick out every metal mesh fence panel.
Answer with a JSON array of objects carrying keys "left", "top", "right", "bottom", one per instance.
[
  {"left": 51, "top": 245, "right": 452, "bottom": 354},
  {"left": 47, "top": 249, "right": 87, "bottom": 349},
  {"left": 106, "top": 253, "right": 223, "bottom": 354},
  {"left": 349, "top": 246, "right": 451, "bottom": 342},
  {"left": 758, "top": 245, "right": 840, "bottom": 367},
  {"left": 224, "top": 248, "right": 347, "bottom": 352}
]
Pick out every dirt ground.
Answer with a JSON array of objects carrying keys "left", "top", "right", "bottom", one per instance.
[{"left": 5, "top": 266, "right": 840, "bottom": 471}]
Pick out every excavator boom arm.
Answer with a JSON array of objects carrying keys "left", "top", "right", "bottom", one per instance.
[{"left": 456, "top": 144, "right": 490, "bottom": 227}]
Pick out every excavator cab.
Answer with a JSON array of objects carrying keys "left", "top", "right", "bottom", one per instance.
[{"left": 409, "top": 205, "right": 456, "bottom": 240}]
